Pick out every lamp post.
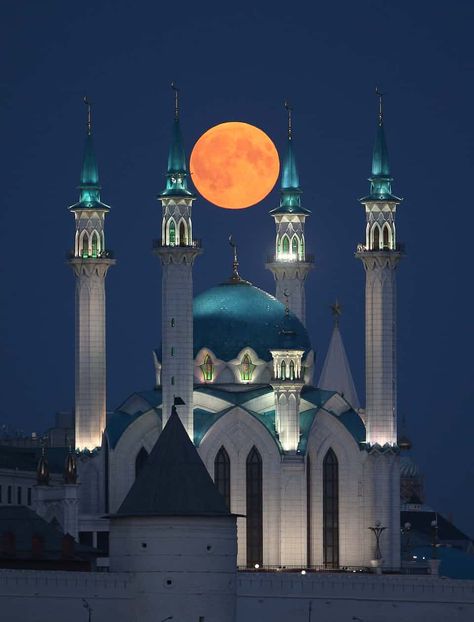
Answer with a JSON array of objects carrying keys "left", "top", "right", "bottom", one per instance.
[
  {"left": 401, "top": 521, "right": 411, "bottom": 559},
  {"left": 82, "top": 599, "right": 92, "bottom": 622},
  {"left": 368, "top": 521, "right": 386, "bottom": 561}
]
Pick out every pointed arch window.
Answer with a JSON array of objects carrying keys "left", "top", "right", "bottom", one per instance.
[
  {"left": 280, "top": 360, "right": 287, "bottom": 380},
  {"left": 168, "top": 220, "right": 176, "bottom": 246},
  {"left": 240, "top": 354, "right": 255, "bottom": 381},
  {"left": 291, "top": 235, "right": 298, "bottom": 256},
  {"left": 200, "top": 354, "right": 214, "bottom": 382},
  {"left": 282, "top": 235, "right": 290, "bottom": 254},
  {"left": 246, "top": 446, "right": 263, "bottom": 567},
  {"left": 135, "top": 447, "right": 149, "bottom": 479},
  {"left": 372, "top": 225, "right": 380, "bottom": 250},
  {"left": 289, "top": 360, "right": 295, "bottom": 380},
  {"left": 81, "top": 233, "right": 89, "bottom": 258},
  {"left": 91, "top": 232, "right": 99, "bottom": 258},
  {"left": 323, "top": 448, "right": 339, "bottom": 569},
  {"left": 214, "top": 446, "right": 231, "bottom": 510},
  {"left": 179, "top": 220, "right": 187, "bottom": 246},
  {"left": 382, "top": 224, "right": 390, "bottom": 250}
]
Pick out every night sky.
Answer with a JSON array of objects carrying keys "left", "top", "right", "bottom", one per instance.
[{"left": 1, "top": 1, "right": 473, "bottom": 535}]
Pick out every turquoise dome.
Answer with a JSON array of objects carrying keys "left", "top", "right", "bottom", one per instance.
[{"left": 193, "top": 281, "right": 311, "bottom": 362}]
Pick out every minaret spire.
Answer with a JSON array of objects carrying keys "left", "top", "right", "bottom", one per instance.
[
  {"left": 376, "top": 87, "right": 383, "bottom": 126},
  {"left": 171, "top": 81, "right": 179, "bottom": 120},
  {"left": 68, "top": 98, "right": 115, "bottom": 450},
  {"left": 266, "top": 102, "right": 313, "bottom": 325}
]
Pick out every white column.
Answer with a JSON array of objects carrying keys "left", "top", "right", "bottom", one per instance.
[{"left": 70, "top": 258, "right": 114, "bottom": 450}]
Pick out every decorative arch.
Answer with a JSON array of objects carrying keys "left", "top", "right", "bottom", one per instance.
[
  {"left": 80, "top": 231, "right": 89, "bottom": 257},
  {"left": 291, "top": 234, "right": 299, "bottom": 256},
  {"left": 281, "top": 234, "right": 290, "bottom": 254},
  {"left": 91, "top": 230, "right": 100, "bottom": 257},
  {"left": 246, "top": 446, "right": 263, "bottom": 567},
  {"left": 323, "top": 448, "right": 339, "bottom": 568},
  {"left": 300, "top": 235, "right": 305, "bottom": 260},
  {"left": 135, "top": 447, "right": 149, "bottom": 479},
  {"left": 280, "top": 360, "right": 287, "bottom": 380},
  {"left": 371, "top": 223, "right": 381, "bottom": 250},
  {"left": 201, "top": 354, "right": 214, "bottom": 382},
  {"left": 289, "top": 360, "right": 295, "bottom": 380},
  {"left": 178, "top": 218, "right": 188, "bottom": 246},
  {"left": 240, "top": 353, "right": 254, "bottom": 382},
  {"left": 382, "top": 223, "right": 391, "bottom": 250},
  {"left": 214, "top": 446, "right": 231, "bottom": 510}
]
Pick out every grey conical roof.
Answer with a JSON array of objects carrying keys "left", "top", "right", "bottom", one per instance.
[{"left": 115, "top": 407, "right": 231, "bottom": 518}]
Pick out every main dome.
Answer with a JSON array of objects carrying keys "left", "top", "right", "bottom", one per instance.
[{"left": 193, "top": 281, "right": 311, "bottom": 362}]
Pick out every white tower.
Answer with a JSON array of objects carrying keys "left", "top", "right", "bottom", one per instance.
[
  {"left": 356, "top": 92, "right": 402, "bottom": 568},
  {"left": 68, "top": 99, "right": 115, "bottom": 451},
  {"left": 154, "top": 87, "right": 202, "bottom": 439},
  {"left": 266, "top": 105, "right": 313, "bottom": 325}
]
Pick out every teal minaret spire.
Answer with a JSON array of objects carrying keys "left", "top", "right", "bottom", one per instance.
[
  {"left": 154, "top": 84, "right": 202, "bottom": 440},
  {"left": 68, "top": 98, "right": 115, "bottom": 450},
  {"left": 356, "top": 90, "right": 403, "bottom": 568},
  {"left": 160, "top": 83, "right": 194, "bottom": 198},
  {"left": 266, "top": 103, "right": 313, "bottom": 326}
]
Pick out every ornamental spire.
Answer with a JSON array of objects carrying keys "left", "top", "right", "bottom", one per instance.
[
  {"left": 78, "top": 96, "right": 101, "bottom": 206},
  {"left": 160, "top": 83, "right": 193, "bottom": 197}
]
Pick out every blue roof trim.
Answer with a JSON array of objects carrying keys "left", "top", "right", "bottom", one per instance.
[{"left": 194, "top": 384, "right": 272, "bottom": 405}]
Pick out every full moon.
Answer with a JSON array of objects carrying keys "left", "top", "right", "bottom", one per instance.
[{"left": 190, "top": 122, "right": 280, "bottom": 209}]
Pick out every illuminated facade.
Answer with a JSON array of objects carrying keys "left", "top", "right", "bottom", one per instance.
[{"left": 68, "top": 102, "right": 115, "bottom": 451}]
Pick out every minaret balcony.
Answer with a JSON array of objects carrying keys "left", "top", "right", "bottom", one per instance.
[
  {"left": 66, "top": 249, "right": 114, "bottom": 260},
  {"left": 153, "top": 238, "right": 202, "bottom": 250},
  {"left": 356, "top": 242, "right": 405, "bottom": 254},
  {"left": 266, "top": 253, "right": 314, "bottom": 264}
]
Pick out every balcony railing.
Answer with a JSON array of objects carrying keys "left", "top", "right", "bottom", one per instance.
[
  {"left": 266, "top": 253, "right": 315, "bottom": 264},
  {"left": 152, "top": 239, "right": 202, "bottom": 250},
  {"left": 356, "top": 242, "right": 405, "bottom": 253},
  {"left": 66, "top": 249, "right": 115, "bottom": 260},
  {"left": 238, "top": 562, "right": 429, "bottom": 575}
]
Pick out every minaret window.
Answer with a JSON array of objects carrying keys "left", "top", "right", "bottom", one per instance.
[
  {"left": 383, "top": 224, "right": 391, "bottom": 250},
  {"left": 135, "top": 447, "right": 149, "bottom": 479},
  {"left": 179, "top": 220, "right": 188, "bottom": 246},
  {"left": 246, "top": 446, "right": 263, "bottom": 567},
  {"left": 323, "top": 448, "right": 339, "bottom": 569},
  {"left": 240, "top": 354, "right": 255, "bottom": 381},
  {"left": 81, "top": 233, "right": 89, "bottom": 258},
  {"left": 282, "top": 235, "right": 290, "bottom": 254},
  {"left": 372, "top": 225, "right": 380, "bottom": 250},
  {"left": 291, "top": 235, "right": 298, "bottom": 256},
  {"left": 91, "top": 232, "right": 99, "bottom": 258},
  {"left": 289, "top": 360, "right": 295, "bottom": 380},
  {"left": 168, "top": 220, "right": 176, "bottom": 246},
  {"left": 200, "top": 354, "right": 214, "bottom": 382},
  {"left": 214, "top": 446, "right": 231, "bottom": 510},
  {"left": 280, "top": 360, "right": 287, "bottom": 379}
]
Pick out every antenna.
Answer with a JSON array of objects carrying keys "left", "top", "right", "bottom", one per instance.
[
  {"left": 83, "top": 96, "right": 92, "bottom": 135},
  {"left": 284, "top": 101, "right": 293, "bottom": 140},
  {"left": 171, "top": 82, "right": 180, "bottom": 120},
  {"left": 375, "top": 87, "right": 384, "bottom": 126}
]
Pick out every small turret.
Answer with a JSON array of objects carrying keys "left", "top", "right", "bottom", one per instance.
[
  {"left": 37, "top": 447, "right": 50, "bottom": 486},
  {"left": 64, "top": 447, "right": 78, "bottom": 485}
]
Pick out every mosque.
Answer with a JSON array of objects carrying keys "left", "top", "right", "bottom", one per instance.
[{"left": 1, "top": 92, "right": 474, "bottom": 621}]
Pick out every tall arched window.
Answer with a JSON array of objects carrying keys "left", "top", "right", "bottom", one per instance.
[
  {"left": 383, "top": 224, "right": 390, "bottom": 249},
  {"left": 214, "top": 446, "right": 231, "bottom": 510},
  {"left": 91, "top": 232, "right": 99, "bottom": 257},
  {"left": 282, "top": 235, "right": 290, "bottom": 254},
  {"left": 323, "top": 448, "right": 339, "bottom": 568},
  {"left": 81, "top": 233, "right": 89, "bottom": 257},
  {"left": 168, "top": 220, "right": 176, "bottom": 245},
  {"left": 291, "top": 235, "right": 298, "bottom": 256},
  {"left": 372, "top": 225, "right": 380, "bottom": 250},
  {"left": 241, "top": 354, "right": 253, "bottom": 381},
  {"left": 246, "top": 446, "right": 263, "bottom": 567},
  {"left": 280, "top": 360, "right": 287, "bottom": 379},
  {"left": 135, "top": 447, "right": 149, "bottom": 479},
  {"left": 201, "top": 354, "right": 214, "bottom": 382},
  {"left": 289, "top": 360, "right": 295, "bottom": 380},
  {"left": 179, "top": 220, "right": 187, "bottom": 246}
]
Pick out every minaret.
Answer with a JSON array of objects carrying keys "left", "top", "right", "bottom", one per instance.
[
  {"left": 68, "top": 98, "right": 115, "bottom": 451},
  {"left": 154, "top": 85, "right": 202, "bottom": 439},
  {"left": 356, "top": 90, "right": 402, "bottom": 447},
  {"left": 266, "top": 103, "right": 313, "bottom": 325}
]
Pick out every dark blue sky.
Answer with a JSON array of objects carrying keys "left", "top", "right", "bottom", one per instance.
[{"left": 1, "top": 1, "right": 473, "bottom": 535}]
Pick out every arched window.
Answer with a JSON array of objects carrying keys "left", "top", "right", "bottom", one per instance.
[
  {"left": 291, "top": 235, "right": 298, "bottom": 256},
  {"left": 246, "top": 447, "right": 263, "bottom": 567},
  {"left": 372, "top": 225, "right": 380, "bottom": 250},
  {"left": 135, "top": 447, "right": 149, "bottom": 479},
  {"left": 168, "top": 220, "right": 176, "bottom": 246},
  {"left": 214, "top": 446, "right": 231, "bottom": 510},
  {"left": 91, "top": 232, "right": 99, "bottom": 257},
  {"left": 289, "top": 360, "right": 295, "bottom": 380},
  {"left": 201, "top": 354, "right": 214, "bottom": 382},
  {"left": 383, "top": 224, "right": 390, "bottom": 250},
  {"left": 282, "top": 235, "right": 290, "bottom": 254},
  {"left": 81, "top": 233, "right": 89, "bottom": 257},
  {"left": 300, "top": 237, "right": 305, "bottom": 260},
  {"left": 179, "top": 220, "right": 187, "bottom": 246},
  {"left": 240, "top": 354, "right": 253, "bottom": 381},
  {"left": 323, "top": 448, "right": 339, "bottom": 568},
  {"left": 280, "top": 360, "right": 287, "bottom": 379}
]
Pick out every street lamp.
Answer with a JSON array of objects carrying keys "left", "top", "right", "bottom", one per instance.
[
  {"left": 368, "top": 521, "right": 386, "bottom": 561},
  {"left": 82, "top": 599, "right": 93, "bottom": 622}
]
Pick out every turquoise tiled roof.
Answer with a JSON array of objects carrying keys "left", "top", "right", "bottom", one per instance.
[
  {"left": 193, "top": 282, "right": 311, "bottom": 361},
  {"left": 106, "top": 408, "right": 162, "bottom": 449}
]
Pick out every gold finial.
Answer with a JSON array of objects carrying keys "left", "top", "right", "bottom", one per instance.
[
  {"left": 83, "top": 96, "right": 92, "bottom": 135},
  {"left": 331, "top": 300, "right": 342, "bottom": 325},
  {"left": 375, "top": 87, "right": 384, "bottom": 126},
  {"left": 228, "top": 235, "right": 240, "bottom": 281},
  {"left": 284, "top": 101, "right": 293, "bottom": 140},
  {"left": 171, "top": 82, "right": 180, "bottom": 120}
]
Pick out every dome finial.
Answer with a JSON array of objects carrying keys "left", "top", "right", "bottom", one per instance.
[
  {"left": 228, "top": 235, "right": 241, "bottom": 281},
  {"left": 83, "top": 96, "right": 92, "bottom": 135},
  {"left": 375, "top": 87, "right": 384, "bottom": 126},
  {"left": 331, "top": 299, "right": 342, "bottom": 326},
  {"left": 37, "top": 443, "right": 50, "bottom": 485},
  {"left": 171, "top": 81, "right": 180, "bottom": 120},
  {"left": 284, "top": 101, "right": 292, "bottom": 141}
]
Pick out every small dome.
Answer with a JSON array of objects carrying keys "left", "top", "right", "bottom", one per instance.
[
  {"left": 398, "top": 434, "right": 412, "bottom": 450},
  {"left": 193, "top": 282, "right": 311, "bottom": 362},
  {"left": 400, "top": 456, "right": 420, "bottom": 478}
]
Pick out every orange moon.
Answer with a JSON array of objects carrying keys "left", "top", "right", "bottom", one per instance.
[{"left": 190, "top": 122, "right": 280, "bottom": 209}]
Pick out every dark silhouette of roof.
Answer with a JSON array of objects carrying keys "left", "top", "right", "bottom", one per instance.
[{"left": 115, "top": 406, "right": 232, "bottom": 518}]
